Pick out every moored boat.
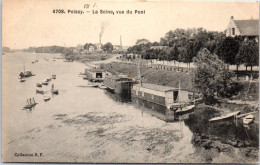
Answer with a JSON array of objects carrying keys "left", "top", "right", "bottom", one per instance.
[
  {"left": 52, "top": 75, "right": 56, "bottom": 79},
  {"left": 24, "top": 71, "right": 35, "bottom": 77},
  {"left": 209, "top": 111, "right": 240, "bottom": 122},
  {"left": 175, "top": 105, "right": 196, "bottom": 114},
  {"left": 20, "top": 78, "right": 26, "bottom": 82},
  {"left": 36, "top": 89, "right": 45, "bottom": 94},
  {"left": 243, "top": 114, "right": 254, "bottom": 125},
  {"left": 42, "top": 81, "right": 48, "bottom": 85},
  {"left": 43, "top": 96, "right": 51, "bottom": 102},
  {"left": 98, "top": 84, "right": 107, "bottom": 89},
  {"left": 46, "top": 78, "right": 52, "bottom": 82},
  {"left": 22, "top": 98, "right": 37, "bottom": 110},
  {"left": 51, "top": 84, "right": 59, "bottom": 94},
  {"left": 36, "top": 83, "right": 42, "bottom": 87},
  {"left": 86, "top": 82, "right": 99, "bottom": 88},
  {"left": 51, "top": 89, "right": 59, "bottom": 94}
]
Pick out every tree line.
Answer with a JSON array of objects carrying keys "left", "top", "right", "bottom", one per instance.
[
  {"left": 127, "top": 28, "right": 259, "bottom": 72},
  {"left": 24, "top": 46, "right": 66, "bottom": 54}
]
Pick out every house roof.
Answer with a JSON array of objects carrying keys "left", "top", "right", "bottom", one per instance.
[
  {"left": 234, "top": 19, "right": 259, "bottom": 36},
  {"left": 134, "top": 83, "right": 178, "bottom": 92},
  {"left": 106, "top": 75, "right": 132, "bottom": 80},
  {"left": 86, "top": 69, "right": 105, "bottom": 72}
]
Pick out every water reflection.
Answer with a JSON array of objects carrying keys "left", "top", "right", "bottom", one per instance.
[
  {"left": 105, "top": 92, "right": 176, "bottom": 122},
  {"left": 104, "top": 90, "right": 131, "bottom": 103},
  {"left": 105, "top": 89, "right": 259, "bottom": 149}
]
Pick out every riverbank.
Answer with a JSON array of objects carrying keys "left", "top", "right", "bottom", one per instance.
[
  {"left": 102, "top": 62, "right": 193, "bottom": 91},
  {"left": 185, "top": 105, "right": 259, "bottom": 163},
  {"left": 65, "top": 52, "right": 113, "bottom": 64},
  {"left": 3, "top": 52, "right": 258, "bottom": 163}
]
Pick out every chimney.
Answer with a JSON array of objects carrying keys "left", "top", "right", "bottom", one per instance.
[
  {"left": 231, "top": 16, "right": 234, "bottom": 20},
  {"left": 120, "top": 35, "right": 122, "bottom": 51},
  {"left": 99, "top": 36, "right": 101, "bottom": 45}
]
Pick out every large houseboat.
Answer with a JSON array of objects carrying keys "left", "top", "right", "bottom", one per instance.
[
  {"left": 131, "top": 83, "right": 194, "bottom": 121},
  {"left": 132, "top": 83, "right": 192, "bottom": 107},
  {"left": 103, "top": 75, "right": 135, "bottom": 96}
]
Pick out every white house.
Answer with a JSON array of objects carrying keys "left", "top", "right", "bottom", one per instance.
[{"left": 226, "top": 16, "right": 259, "bottom": 41}]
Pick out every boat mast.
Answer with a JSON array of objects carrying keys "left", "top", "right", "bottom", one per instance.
[{"left": 178, "top": 74, "right": 181, "bottom": 103}]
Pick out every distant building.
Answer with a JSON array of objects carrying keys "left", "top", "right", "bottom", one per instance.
[
  {"left": 225, "top": 16, "right": 259, "bottom": 41},
  {"left": 95, "top": 43, "right": 102, "bottom": 51},
  {"left": 89, "top": 45, "right": 95, "bottom": 52},
  {"left": 113, "top": 45, "right": 122, "bottom": 52}
]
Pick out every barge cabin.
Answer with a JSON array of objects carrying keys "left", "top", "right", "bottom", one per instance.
[
  {"left": 132, "top": 83, "right": 192, "bottom": 108},
  {"left": 104, "top": 75, "right": 135, "bottom": 95},
  {"left": 85, "top": 69, "right": 111, "bottom": 82}
]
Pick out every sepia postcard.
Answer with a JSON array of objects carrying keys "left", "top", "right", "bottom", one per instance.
[{"left": 2, "top": 0, "right": 259, "bottom": 163}]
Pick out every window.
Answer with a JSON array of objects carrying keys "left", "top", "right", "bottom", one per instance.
[
  {"left": 136, "top": 90, "right": 138, "bottom": 95},
  {"left": 151, "top": 94, "right": 154, "bottom": 100},
  {"left": 142, "top": 91, "right": 144, "bottom": 97},
  {"left": 232, "top": 28, "right": 235, "bottom": 35}
]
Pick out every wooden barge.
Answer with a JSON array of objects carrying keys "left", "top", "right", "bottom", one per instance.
[{"left": 103, "top": 75, "right": 135, "bottom": 95}]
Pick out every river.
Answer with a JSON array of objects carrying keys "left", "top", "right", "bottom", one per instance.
[{"left": 2, "top": 52, "right": 258, "bottom": 163}]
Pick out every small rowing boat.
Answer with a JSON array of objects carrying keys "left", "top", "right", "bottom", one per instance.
[
  {"left": 46, "top": 78, "right": 52, "bottom": 82},
  {"left": 52, "top": 75, "right": 56, "bottom": 79},
  {"left": 98, "top": 84, "right": 107, "bottom": 89},
  {"left": 20, "top": 78, "right": 26, "bottom": 82},
  {"left": 51, "top": 84, "right": 59, "bottom": 94},
  {"left": 51, "top": 89, "right": 59, "bottom": 94},
  {"left": 209, "top": 111, "right": 240, "bottom": 122},
  {"left": 36, "top": 83, "right": 42, "bottom": 87},
  {"left": 243, "top": 114, "right": 254, "bottom": 125},
  {"left": 175, "top": 105, "right": 195, "bottom": 114},
  {"left": 42, "top": 81, "right": 48, "bottom": 85},
  {"left": 36, "top": 89, "right": 45, "bottom": 94},
  {"left": 86, "top": 83, "right": 99, "bottom": 87},
  {"left": 43, "top": 96, "right": 51, "bottom": 101}
]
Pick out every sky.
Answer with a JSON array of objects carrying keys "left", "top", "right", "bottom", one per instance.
[{"left": 2, "top": 0, "right": 259, "bottom": 49}]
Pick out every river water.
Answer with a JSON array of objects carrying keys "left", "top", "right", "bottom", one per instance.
[{"left": 2, "top": 52, "right": 258, "bottom": 163}]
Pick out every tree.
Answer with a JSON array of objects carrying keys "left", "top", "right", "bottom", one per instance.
[
  {"left": 170, "top": 45, "right": 179, "bottom": 61},
  {"left": 136, "top": 39, "right": 150, "bottom": 45},
  {"left": 152, "top": 42, "right": 159, "bottom": 46},
  {"left": 238, "top": 40, "right": 259, "bottom": 75},
  {"left": 102, "top": 42, "right": 113, "bottom": 53},
  {"left": 217, "top": 37, "right": 240, "bottom": 65},
  {"left": 84, "top": 43, "right": 96, "bottom": 50},
  {"left": 193, "top": 48, "right": 234, "bottom": 104}
]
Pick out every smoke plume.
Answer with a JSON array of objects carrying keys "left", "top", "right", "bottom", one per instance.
[{"left": 99, "top": 22, "right": 105, "bottom": 38}]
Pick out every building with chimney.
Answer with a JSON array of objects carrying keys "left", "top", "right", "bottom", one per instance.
[
  {"left": 225, "top": 16, "right": 259, "bottom": 41},
  {"left": 95, "top": 43, "right": 102, "bottom": 51}
]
